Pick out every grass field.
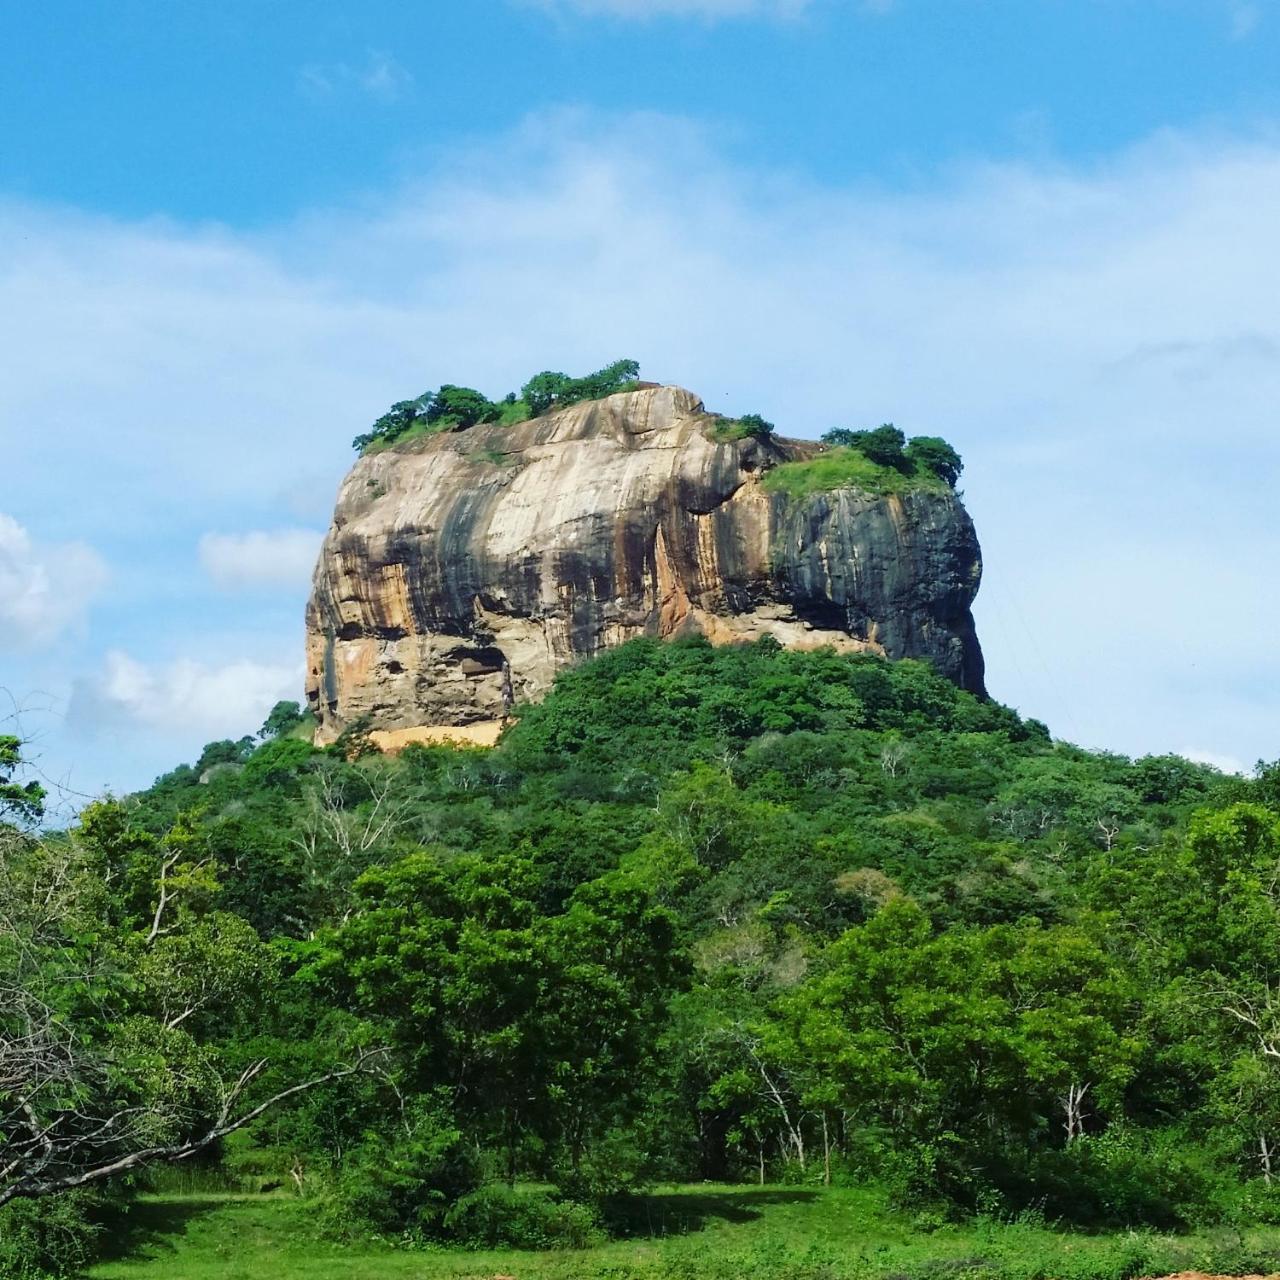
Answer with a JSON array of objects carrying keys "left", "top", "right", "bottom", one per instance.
[{"left": 89, "top": 1185, "right": 1280, "bottom": 1280}]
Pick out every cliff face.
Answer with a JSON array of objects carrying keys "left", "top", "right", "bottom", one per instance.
[{"left": 305, "top": 385, "right": 985, "bottom": 744}]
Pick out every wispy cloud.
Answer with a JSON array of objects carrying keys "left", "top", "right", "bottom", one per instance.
[
  {"left": 5, "top": 111, "right": 1280, "bottom": 785},
  {"left": 199, "top": 528, "right": 324, "bottom": 590},
  {"left": 0, "top": 515, "right": 108, "bottom": 649},
  {"left": 1180, "top": 747, "right": 1251, "bottom": 776},
  {"left": 1228, "top": 1, "right": 1261, "bottom": 39},
  {"left": 297, "top": 51, "right": 413, "bottom": 102},
  {"left": 68, "top": 651, "right": 301, "bottom": 739}
]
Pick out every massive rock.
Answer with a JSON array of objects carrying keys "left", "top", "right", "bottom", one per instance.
[{"left": 305, "top": 385, "right": 985, "bottom": 745}]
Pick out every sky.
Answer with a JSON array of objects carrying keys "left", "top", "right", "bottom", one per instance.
[{"left": 3, "top": 0, "right": 1279, "bottom": 809}]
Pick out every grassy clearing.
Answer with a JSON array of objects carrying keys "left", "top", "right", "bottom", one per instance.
[
  {"left": 761, "top": 447, "right": 952, "bottom": 499},
  {"left": 494, "top": 398, "right": 533, "bottom": 426},
  {"left": 362, "top": 400, "right": 533, "bottom": 456},
  {"left": 707, "top": 417, "right": 772, "bottom": 443},
  {"left": 91, "top": 1184, "right": 1280, "bottom": 1280},
  {"left": 360, "top": 418, "right": 454, "bottom": 455}
]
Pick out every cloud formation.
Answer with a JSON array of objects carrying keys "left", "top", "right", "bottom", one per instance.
[
  {"left": 297, "top": 52, "right": 413, "bottom": 102},
  {"left": 0, "top": 515, "right": 108, "bottom": 649},
  {"left": 199, "top": 528, "right": 324, "bottom": 590},
  {"left": 68, "top": 651, "right": 302, "bottom": 740},
  {"left": 5, "top": 111, "right": 1280, "bottom": 784}
]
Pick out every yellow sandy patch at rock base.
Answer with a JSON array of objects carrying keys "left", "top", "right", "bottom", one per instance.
[{"left": 369, "top": 722, "right": 505, "bottom": 753}]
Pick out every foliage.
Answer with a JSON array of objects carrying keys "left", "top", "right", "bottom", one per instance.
[
  {"left": 905, "top": 435, "right": 964, "bottom": 486},
  {"left": 805, "top": 425, "right": 964, "bottom": 494},
  {"left": 353, "top": 360, "right": 642, "bottom": 453},
  {"left": 0, "top": 734, "right": 45, "bottom": 823},
  {"left": 520, "top": 359, "right": 640, "bottom": 417},
  {"left": 763, "top": 445, "right": 952, "bottom": 499},
  {"left": 426, "top": 385, "right": 497, "bottom": 430},
  {"left": 710, "top": 412, "right": 776, "bottom": 442},
  {"left": 0, "top": 1190, "right": 105, "bottom": 1279},
  {"left": 84, "top": 1185, "right": 1280, "bottom": 1279},
  {"left": 18, "top": 634, "right": 1280, "bottom": 1267},
  {"left": 260, "top": 701, "right": 306, "bottom": 741}
]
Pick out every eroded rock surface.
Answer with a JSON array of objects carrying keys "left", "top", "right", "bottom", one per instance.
[{"left": 305, "top": 385, "right": 985, "bottom": 742}]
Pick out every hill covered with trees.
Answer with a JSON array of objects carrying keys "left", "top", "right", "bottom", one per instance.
[{"left": 4, "top": 638, "right": 1280, "bottom": 1276}]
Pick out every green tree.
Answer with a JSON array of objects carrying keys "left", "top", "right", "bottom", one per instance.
[
  {"left": 0, "top": 735, "right": 44, "bottom": 823},
  {"left": 520, "top": 371, "right": 572, "bottom": 417},
  {"left": 259, "top": 700, "right": 305, "bottom": 740},
  {"left": 905, "top": 435, "right": 964, "bottom": 486},
  {"left": 427, "top": 385, "right": 497, "bottom": 429}
]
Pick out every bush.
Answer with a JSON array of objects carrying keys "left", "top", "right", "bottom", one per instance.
[
  {"left": 710, "top": 413, "right": 775, "bottom": 442},
  {"left": 323, "top": 1107, "right": 478, "bottom": 1241},
  {"left": 1003, "top": 1129, "right": 1225, "bottom": 1229},
  {"left": 443, "top": 1185, "right": 604, "bottom": 1249},
  {"left": 762, "top": 447, "right": 949, "bottom": 499},
  {"left": 0, "top": 1193, "right": 104, "bottom": 1279}
]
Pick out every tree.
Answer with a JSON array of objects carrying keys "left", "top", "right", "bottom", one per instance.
[
  {"left": 736, "top": 413, "right": 774, "bottom": 438},
  {"left": 521, "top": 360, "right": 640, "bottom": 419},
  {"left": 427, "top": 385, "right": 497, "bottom": 429},
  {"left": 0, "top": 735, "right": 44, "bottom": 824},
  {"left": 0, "top": 823, "right": 383, "bottom": 1207},
  {"left": 259, "top": 700, "right": 305, "bottom": 741},
  {"left": 905, "top": 435, "right": 964, "bottom": 486},
  {"left": 520, "top": 371, "right": 572, "bottom": 417},
  {"left": 852, "top": 424, "right": 908, "bottom": 469},
  {"left": 352, "top": 394, "right": 432, "bottom": 452},
  {"left": 819, "top": 424, "right": 908, "bottom": 470}
]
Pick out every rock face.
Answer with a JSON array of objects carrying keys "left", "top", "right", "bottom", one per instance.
[{"left": 305, "top": 385, "right": 985, "bottom": 744}]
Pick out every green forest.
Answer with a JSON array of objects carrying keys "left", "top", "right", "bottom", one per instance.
[{"left": 6, "top": 638, "right": 1280, "bottom": 1278}]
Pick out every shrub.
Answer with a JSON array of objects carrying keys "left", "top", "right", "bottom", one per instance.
[
  {"left": 762, "top": 447, "right": 949, "bottom": 499},
  {"left": 709, "top": 413, "right": 775, "bottom": 442},
  {"left": 323, "top": 1108, "right": 478, "bottom": 1241},
  {"left": 443, "top": 1185, "right": 604, "bottom": 1249},
  {"left": 0, "top": 1193, "right": 104, "bottom": 1280}
]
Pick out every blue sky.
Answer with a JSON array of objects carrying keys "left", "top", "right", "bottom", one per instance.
[{"left": 3, "top": 0, "right": 1279, "bottom": 806}]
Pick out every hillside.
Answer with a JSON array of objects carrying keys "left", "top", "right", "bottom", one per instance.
[{"left": 7, "top": 636, "right": 1280, "bottom": 1276}]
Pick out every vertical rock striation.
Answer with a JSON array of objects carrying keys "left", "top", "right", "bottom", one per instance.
[{"left": 305, "top": 385, "right": 985, "bottom": 744}]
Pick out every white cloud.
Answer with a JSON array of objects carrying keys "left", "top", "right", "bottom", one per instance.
[
  {"left": 1228, "top": 2, "right": 1261, "bottom": 39},
  {"left": 6, "top": 110, "right": 1280, "bottom": 783},
  {"left": 1180, "top": 748, "right": 1251, "bottom": 776},
  {"left": 199, "top": 528, "right": 324, "bottom": 590},
  {"left": 0, "top": 514, "right": 108, "bottom": 649},
  {"left": 68, "top": 651, "right": 301, "bottom": 739},
  {"left": 297, "top": 52, "right": 413, "bottom": 102}
]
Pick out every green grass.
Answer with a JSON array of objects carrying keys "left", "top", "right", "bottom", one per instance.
[
  {"left": 360, "top": 418, "right": 454, "bottom": 455},
  {"left": 90, "top": 1184, "right": 1280, "bottom": 1280},
  {"left": 361, "top": 400, "right": 533, "bottom": 457},
  {"left": 707, "top": 417, "right": 772, "bottom": 443},
  {"left": 494, "top": 398, "right": 533, "bottom": 426},
  {"left": 761, "top": 447, "right": 952, "bottom": 500}
]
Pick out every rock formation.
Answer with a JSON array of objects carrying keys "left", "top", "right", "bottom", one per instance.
[{"left": 305, "top": 385, "right": 985, "bottom": 746}]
